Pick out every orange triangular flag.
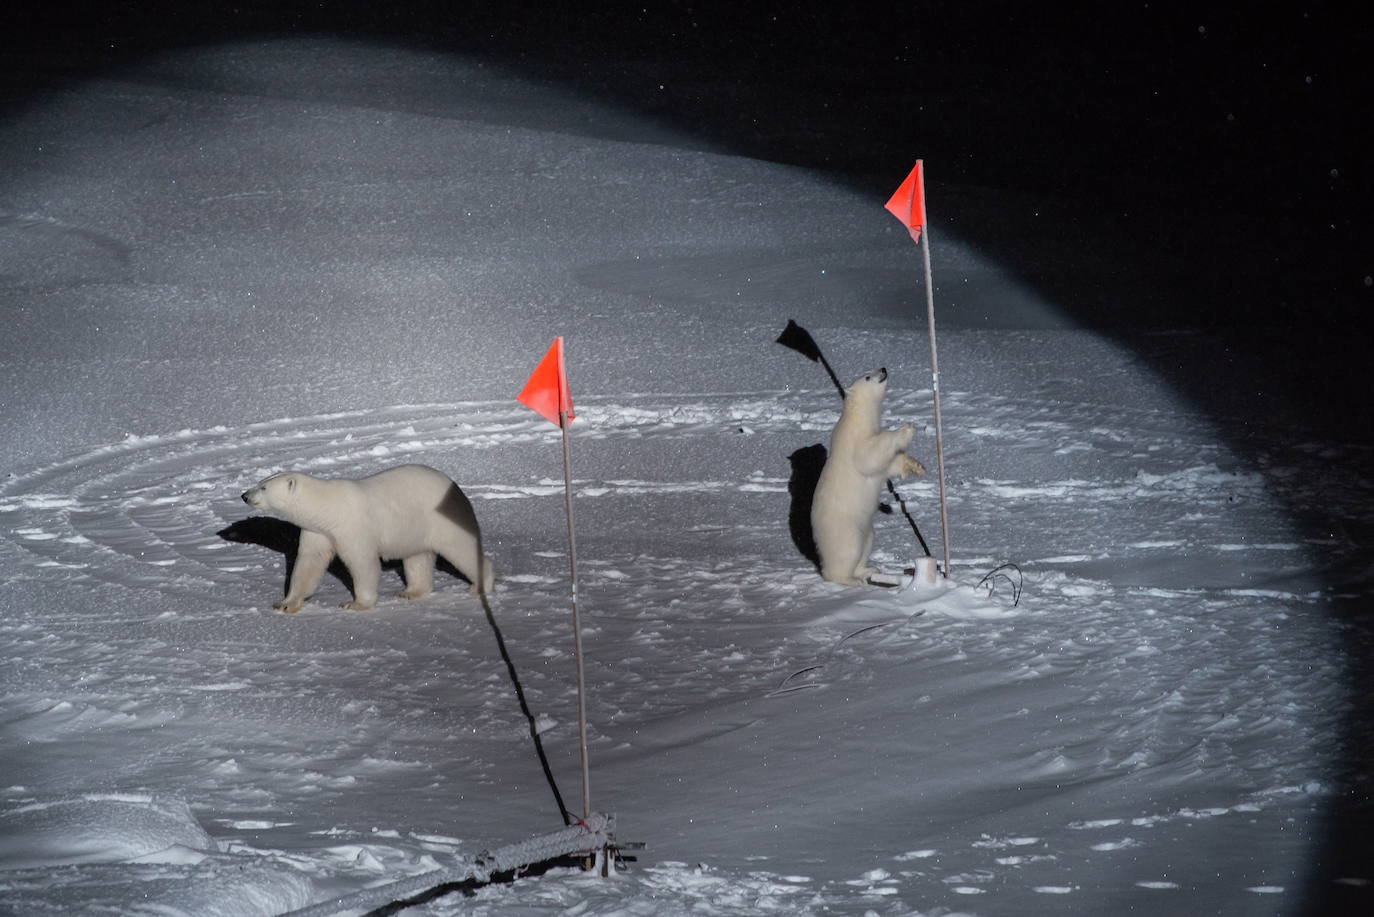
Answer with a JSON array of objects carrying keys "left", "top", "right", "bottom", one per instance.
[
  {"left": 517, "top": 337, "right": 575, "bottom": 427},
  {"left": 884, "top": 159, "right": 926, "bottom": 244}
]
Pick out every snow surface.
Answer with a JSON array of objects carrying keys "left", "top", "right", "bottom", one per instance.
[{"left": 1, "top": 37, "right": 1370, "bottom": 916}]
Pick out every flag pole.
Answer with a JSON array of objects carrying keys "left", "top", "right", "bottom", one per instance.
[
  {"left": 517, "top": 337, "right": 595, "bottom": 830},
  {"left": 558, "top": 409, "right": 592, "bottom": 821},
  {"left": 917, "top": 163, "right": 952, "bottom": 578}
]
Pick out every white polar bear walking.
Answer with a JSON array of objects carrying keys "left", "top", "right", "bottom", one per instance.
[
  {"left": 241, "top": 464, "right": 494, "bottom": 613},
  {"left": 811, "top": 368, "right": 926, "bottom": 586}
]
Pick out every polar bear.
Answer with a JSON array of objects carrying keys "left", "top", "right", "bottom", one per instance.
[
  {"left": 811, "top": 368, "right": 926, "bottom": 586},
  {"left": 241, "top": 464, "right": 494, "bottom": 613}
]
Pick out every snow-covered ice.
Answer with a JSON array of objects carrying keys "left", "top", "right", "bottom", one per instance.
[{"left": 2, "top": 34, "right": 1371, "bottom": 917}]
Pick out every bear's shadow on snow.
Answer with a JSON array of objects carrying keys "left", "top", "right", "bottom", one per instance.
[
  {"left": 787, "top": 444, "right": 826, "bottom": 571},
  {"left": 216, "top": 518, "right": 474, "bottom": 597},
  {"left": 216, "top": 518, "right": 339, "bottom": 596}
]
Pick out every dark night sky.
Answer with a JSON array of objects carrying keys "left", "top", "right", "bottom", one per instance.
[{"left": 6, "top": 2, "right": 1369, "bottom": 329}]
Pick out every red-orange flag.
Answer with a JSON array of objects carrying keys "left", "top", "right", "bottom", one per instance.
[
  {"left": 884, "top": 159, "right": 926, "bottom": 244},
  {"left": 517, "top": 337, "right": 575, "bottom": 427}
]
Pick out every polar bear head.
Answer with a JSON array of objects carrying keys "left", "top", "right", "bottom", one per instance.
[
  {"left": 836, "top": 368, "right": 889, "bottom": 429},
  {"left": 241, "top": 472, "right": 306, "bottom": 513},
  {"left": 845, "top": 367, "right": 888, "bottom": 401}
]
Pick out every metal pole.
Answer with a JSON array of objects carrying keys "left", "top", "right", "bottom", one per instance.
[
  {"left": 560, "top": 410, "right": 591, "bottom": 820},
  {"left": 917, "top": 165, "right": 952, "bottom": 578}
]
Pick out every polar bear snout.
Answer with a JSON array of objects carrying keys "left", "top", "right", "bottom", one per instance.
[
  {"left": 877, "top": 367, "right": 887, "bottom": 382},
  {"left": 241, "top": 486, "right": 262, "bottom": 508}
]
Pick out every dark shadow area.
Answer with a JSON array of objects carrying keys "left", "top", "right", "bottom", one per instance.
[
  {"left": 13, "top": 2, "right": 1373, "bottom": 908},
  {"left": 479, "top": 594, "right": 572, "bottom": 827},
  {"left": 217, "top": 516, "right": 298, "bottom": 557},
  {"left": 217, "top": 516, "right": 353, "bottom": 597},
  {"left": 786, "top": 443, "right": 825, "bottom": 571}
]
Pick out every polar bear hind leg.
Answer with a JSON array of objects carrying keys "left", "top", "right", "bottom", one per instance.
[
  {"left": 818, "top": 519, "right": 881, "bottom": 586},
  {"left": 435, "top": 534, "right": 493, "bottom": 595},
  {"left": 818, "top": 520, "right": 868, "bottom": 587},
  {"left": 399, "top": 552, "right": 436, "bottom": 600},
  {"left": 855, "top": 523, "right": 879, "bottom": 580},
  {"left": 429, "top": 483, "right": 495, "bottom": 594}
]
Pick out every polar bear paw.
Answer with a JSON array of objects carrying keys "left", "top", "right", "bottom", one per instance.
[
  {"left": 272, "top": 600, "right": 303, "bottom": 614},
  {"left": 900, "top": 455, "right": 927, "bottom": 477}
]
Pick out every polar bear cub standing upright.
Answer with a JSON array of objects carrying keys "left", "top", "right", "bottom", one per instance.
[
  {"left": 241, "top": 464, "right": 494, "bottom": 613},
  {"left": 811, "top": 368, "right": 926, "bottom": 586}
]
